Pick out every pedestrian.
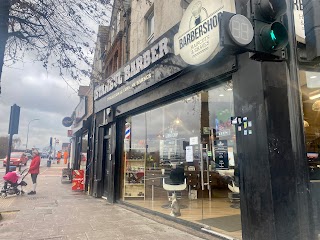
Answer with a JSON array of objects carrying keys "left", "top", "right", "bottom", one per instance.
[
  {"left": 57, "top": 151, "right": 61, "bottom": 164},
  {"left": 63, "top": 150, "right": 68, "bottom": 164},
  {"left": 28, "top": 149, "right": 41, "bottom": 195}
]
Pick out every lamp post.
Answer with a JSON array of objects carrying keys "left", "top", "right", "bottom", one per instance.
[{"left": 26, "top": 118, "right": 40, "bottom": 150}]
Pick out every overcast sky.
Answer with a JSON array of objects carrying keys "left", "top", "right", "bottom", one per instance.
[
  {"left": 0, "top": 59, "right": 87, "bottom": 151},
  {"left": 0, "top": 1, "right": 112, "bottom": 152}
]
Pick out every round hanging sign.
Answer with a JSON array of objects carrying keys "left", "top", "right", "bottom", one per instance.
[
  {"left": 174, "top": 0, "right": 235, "bottom": 65},
  {"left": 62, "top": 117, "right": 73, "bottom": 127}
]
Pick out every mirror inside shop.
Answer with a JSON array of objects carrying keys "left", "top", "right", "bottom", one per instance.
[
  {"left": 301, "top": 70, "right": 320, "bottom": 181},
  {"left": 121, "top": 82, "right": 242, "bottom": 238}
]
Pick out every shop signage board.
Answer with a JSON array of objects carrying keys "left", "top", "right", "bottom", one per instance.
[
  {"left": 214, "top": 140, "right": 229, "bottom": 169},
  {"left": 72, "top": 170, "right": 84, "bottom": 191},
  {"left": 293, "top": 0, "right": 305, "bottom": 43},
  {"left": 67, "top": 130, "right": 73, "bottom": 137},
  {"left": 94, "top": 37, "right": 171, "bottom": 101},
  {"left": 62, "top": 117, "right": 73, "bottom": 127},
  {"left": 174, "top": 0, "right": 236, "bottom": 65}
]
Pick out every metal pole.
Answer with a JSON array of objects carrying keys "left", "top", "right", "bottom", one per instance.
[
  {"left": 284, "top": 1, "right": 313, "bottom": 239},
  {"left": 5, "top": 134, "right": 13, "bottom": 173},
  {"left": 26, "top": 119, "right": 39, "bottom": 150},
  {"left": 54, "top": 138, "right": 56, "bottom": 163},
  {"left": 26, "top": 123, "right": 30, "bottom": 150}
]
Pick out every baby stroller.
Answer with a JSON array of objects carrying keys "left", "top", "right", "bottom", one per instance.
[{"left": 1, "top": 168, "right": 28, "bottom": 198}]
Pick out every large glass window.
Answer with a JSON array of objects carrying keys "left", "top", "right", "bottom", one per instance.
[
  {"left": 121, "top": 83, "right": 241, "bottom": 239},
  {"left": 301, "top": 70, "right": 320, "bottom": 180}
]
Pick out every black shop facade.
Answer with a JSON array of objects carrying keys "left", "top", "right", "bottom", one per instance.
[{"left": 91, "top": 3, "right": 316, "bottom": 240}]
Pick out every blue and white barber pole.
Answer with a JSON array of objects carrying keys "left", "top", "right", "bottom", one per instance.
[{"left": 125, "top": 123, "right": 131, "bottom": 139}]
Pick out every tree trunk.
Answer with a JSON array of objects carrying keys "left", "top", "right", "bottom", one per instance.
[{"left": 0, "top": 0, "right": 10, "bottom": 94}]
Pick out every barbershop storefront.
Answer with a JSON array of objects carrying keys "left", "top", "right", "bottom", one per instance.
[{"left": 93, "top": 1, "right": 317, "bottom": 239}]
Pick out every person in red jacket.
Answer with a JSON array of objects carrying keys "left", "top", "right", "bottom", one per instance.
[{"left": 28, "top": 149, "right": 41, "bottom": 195}]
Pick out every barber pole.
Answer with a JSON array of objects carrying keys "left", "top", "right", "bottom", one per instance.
[{"left": 125, "top": 123, "right": 131, "bottom": 139}]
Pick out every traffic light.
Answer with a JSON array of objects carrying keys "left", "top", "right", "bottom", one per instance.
[
  {"left": 8, "top": 104, "right": 20, "bottom": 135},
  {"left": 303, "top": 0, "right": 320, "bottom": 60},
  {"left": 219, "top": 12, "right": 255, "bottom": 53},
  {"left": 251, "top": 0, "right": 289, "bottom": 59}
]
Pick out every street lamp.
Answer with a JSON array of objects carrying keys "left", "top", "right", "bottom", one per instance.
[{"left": 26, "top": 118, "right": 40, "bottom": 150}]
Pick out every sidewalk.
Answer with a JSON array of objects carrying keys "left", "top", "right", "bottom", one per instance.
[{"left": 0, "top": 164, "right": 217, "bottom": 240}]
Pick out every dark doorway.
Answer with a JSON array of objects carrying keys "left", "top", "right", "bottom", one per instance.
[{"left": 102, "top": 126, "right": 112, "bottom": 198}]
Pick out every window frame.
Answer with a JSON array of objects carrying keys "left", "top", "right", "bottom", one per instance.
[{"left": 146, "top": 10, "right": 154, "bottom": 45}]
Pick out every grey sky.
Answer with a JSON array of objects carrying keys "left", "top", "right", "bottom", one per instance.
[
  {"left": 0, "top": 2, "right": 112, "bottom": 151},
  {"left": 0, "top": 59, "right": 86, "bottom": 151}
]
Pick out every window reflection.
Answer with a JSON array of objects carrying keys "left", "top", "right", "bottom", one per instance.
[
  {"left": 301, "top": 70, "right": 320, "bottom": 180},
  {"left": 146, "top": 94, "right": 201, "bottom": 169}
]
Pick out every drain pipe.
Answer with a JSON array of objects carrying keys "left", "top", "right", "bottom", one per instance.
[{"left": 201, "top": 228, "right": 238, "bottom": 240}]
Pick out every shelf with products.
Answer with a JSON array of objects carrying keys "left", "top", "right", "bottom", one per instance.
[
  {"left": 125, "top": 183, "right": 144, "bottom": 185},
  {"left": 123, "top": 147, "right": 146, "bottom": 200}
]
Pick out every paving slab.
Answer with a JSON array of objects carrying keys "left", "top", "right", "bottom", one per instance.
[{"left": 0, "top": 165, "right": 219, "bottom": 240}]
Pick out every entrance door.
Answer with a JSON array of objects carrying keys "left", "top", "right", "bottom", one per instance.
[{"left": 102, "top": 126, "right": 112, "bottom": 198}]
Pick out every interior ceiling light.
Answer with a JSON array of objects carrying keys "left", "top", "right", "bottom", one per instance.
[
  {"left": 309, "top": 93, "right": 320, "bottom": 100},
  {"left": 312, "top": 100, "right": 320, "bottom": 111},
  {"left": 304, "top": 120, "right": 310, "bottom": 128},
  {"left": 219, "top": 94, "right": 224, "bottom": 97},
  {"left": 310, "top": 76, "right": 317, "bottom": 79},
  {"left": 174, "top": 117, "right": 181, "bottom": 125}
]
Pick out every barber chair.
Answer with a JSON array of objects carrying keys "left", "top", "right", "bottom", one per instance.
[
  {"left": 162, "top": 166, "right": 187, "bottom": 209},
  {"left": 216, "top": 169, "right": 240, "bottom": 208}
]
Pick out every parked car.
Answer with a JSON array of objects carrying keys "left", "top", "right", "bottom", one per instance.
[
  {"left": 41, "top": 152, "right": 49, "bottom": 158},
  {"left": 3, "top": 152, "right": 28, "bottom": 167}
]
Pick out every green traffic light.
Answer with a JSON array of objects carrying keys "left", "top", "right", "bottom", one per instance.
[
  {"left": 270, "top": 30, "right": 276, "bottom": 49},
  {"left": 270, "top": 30, "right": 276, "bottom": 41},
  {"left": 260, "top": 22, "right": 288, "bottom": 51}
]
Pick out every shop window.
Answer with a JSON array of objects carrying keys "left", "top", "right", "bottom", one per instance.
[
  {"left": 301, "top": 71, "right": 320, "bottom": 180},
  {"left": 121, "top": 83, "right": 241, "bottom": 239},
  {"left": 146, "top": 10, "right": 154, "bottom": 45}
]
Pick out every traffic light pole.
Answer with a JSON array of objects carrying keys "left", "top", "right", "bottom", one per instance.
[
  {"left": 5, "top": 133, "right": 13, "bottom": 174},
  {"left": 284, "top": 1, "right": 314, "bottom": 239},
  {"left": 233, "top": 53, "right": 313, "bottom": 240},
  {"left": 6, "top": 104, "right": 20, "bottom": 173}
]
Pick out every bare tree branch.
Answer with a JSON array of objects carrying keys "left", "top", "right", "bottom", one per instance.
[{"left": 0, "top": 0, "right": 113, "bottom": 94}]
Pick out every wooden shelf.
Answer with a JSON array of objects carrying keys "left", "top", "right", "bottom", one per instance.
[
  {"left": 124, "top": 196, "right": 145, "bottom": 198},
  {"left": 125, "top": 183, "right": 144, "bottom": 186},
  {"left": 124, "top": 149, "right": 146, "bottom": 200},
  {"left": 126, "top": 148, "right": 146, "bottom": 150}
]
